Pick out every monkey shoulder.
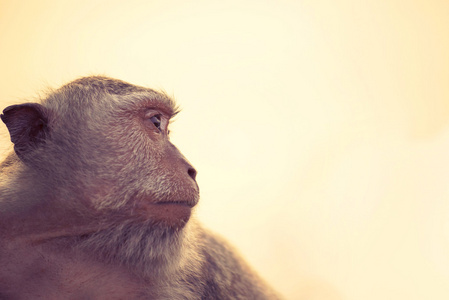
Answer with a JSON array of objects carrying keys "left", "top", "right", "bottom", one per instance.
[{"left": 192, "top": 228, "right": 281, "bottom": 300}]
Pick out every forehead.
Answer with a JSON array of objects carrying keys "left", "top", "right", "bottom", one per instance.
[{"left": 52, "top": 76, "right": 178, "bottom": 116}]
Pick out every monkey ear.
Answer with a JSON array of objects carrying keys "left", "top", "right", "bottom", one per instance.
[{"left": 1, "top": 103, "right": 50, "bottom": 160}]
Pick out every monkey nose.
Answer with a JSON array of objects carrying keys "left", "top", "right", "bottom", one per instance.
[{"left": 187, "top": 167, "right": 197, "bottom": 181}]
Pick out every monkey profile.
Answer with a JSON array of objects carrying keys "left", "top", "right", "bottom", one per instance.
[{"left": 0, "top": 76, "right": 280, "bottom": 299}]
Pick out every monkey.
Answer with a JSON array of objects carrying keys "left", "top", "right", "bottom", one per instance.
[{"left": 0, "top": 76, "right": 281, "bottom": 299}]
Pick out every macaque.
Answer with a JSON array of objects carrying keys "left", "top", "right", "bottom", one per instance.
[{"left": 0, "top": 76, "right": 280, "bottom": 299}]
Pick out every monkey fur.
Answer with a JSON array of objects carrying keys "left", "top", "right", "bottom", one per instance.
[{"left": 0, "top": 76, "right": 280, "bottom": 299}]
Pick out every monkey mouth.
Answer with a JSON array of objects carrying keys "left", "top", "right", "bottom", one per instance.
[
  {"left": 134, "top": 196, "right": 198, "bottom": 228},
  {"left": 139, "top": 201, "right": 195, "bottom": 229}
]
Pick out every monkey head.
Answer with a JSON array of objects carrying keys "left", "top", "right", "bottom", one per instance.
[{"left": 0, "top": 77, "right": 199, "bottom": 232}]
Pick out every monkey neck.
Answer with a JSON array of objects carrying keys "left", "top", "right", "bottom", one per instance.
[{"left": 68, "top": 218, "right": 203, "bottom": 279}]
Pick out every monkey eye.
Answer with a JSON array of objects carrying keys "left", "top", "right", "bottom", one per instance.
[
  {"left": 144, "top": 111, "right": 169, "bottom": 134},
  {"left": 150, "top": 114, "right": 162, "bottom": 131}
]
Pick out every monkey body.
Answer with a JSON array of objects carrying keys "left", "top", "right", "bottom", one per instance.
[{"left": 0, "top": 77, "right": 279, "bottom": 299}]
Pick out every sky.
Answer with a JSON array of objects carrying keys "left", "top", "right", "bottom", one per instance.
[{"left": 1, "top": 0, "right": 449, "bottom": 299}]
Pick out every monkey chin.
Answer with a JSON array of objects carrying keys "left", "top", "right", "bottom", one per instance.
[{"left": 138, "top": 202, "right": 193, "bottom": 230}]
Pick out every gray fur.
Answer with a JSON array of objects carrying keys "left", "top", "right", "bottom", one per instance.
[{"left": 0, "top": 76, "right": 280, "bottom": 299}]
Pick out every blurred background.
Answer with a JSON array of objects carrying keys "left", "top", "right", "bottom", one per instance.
[{"left": 1, "top": 0, "right": 449, "bottom": 299}]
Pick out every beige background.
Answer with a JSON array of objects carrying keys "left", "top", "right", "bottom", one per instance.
[{"left": 1, "top": 0, "right": 449, "bottom": 299}]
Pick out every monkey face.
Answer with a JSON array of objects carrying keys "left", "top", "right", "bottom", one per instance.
[
  {"left": 108, "top": 98, "right": 199, "bottom": 230},
  {"left": 73, "top": 91, "right": 200, "bottom": 230}
]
